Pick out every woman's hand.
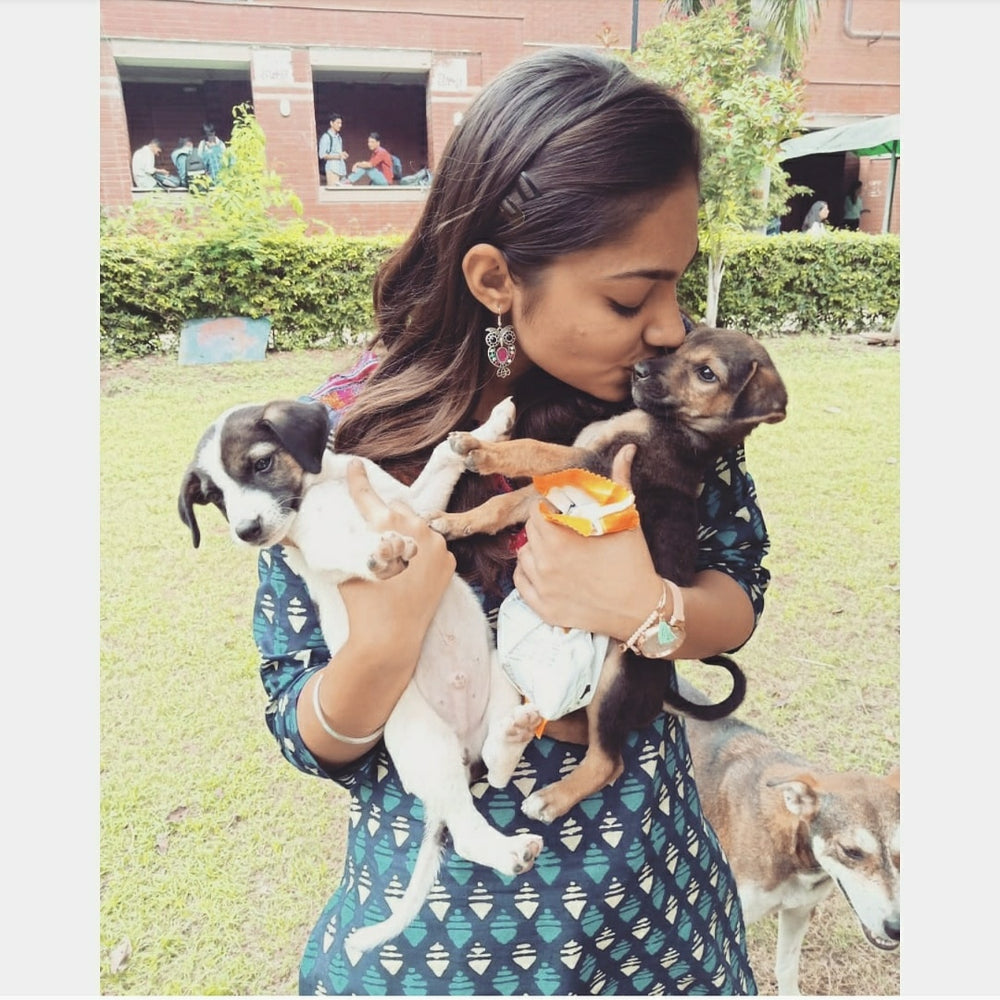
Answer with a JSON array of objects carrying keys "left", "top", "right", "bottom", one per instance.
[{"left": 512, "top": 445, "right": 662, "bottom": 641}]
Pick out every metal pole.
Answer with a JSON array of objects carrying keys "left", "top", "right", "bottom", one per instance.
[
  {"left": 882, "top": 148, "right": 898, "bottom": 234},
  {"left": 631, "top": 0, "right": 639, "bottom": 52}
]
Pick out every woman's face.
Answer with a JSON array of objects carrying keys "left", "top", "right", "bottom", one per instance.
[{"left": 509, "top": 178, "right": 700, "bottom": 402}]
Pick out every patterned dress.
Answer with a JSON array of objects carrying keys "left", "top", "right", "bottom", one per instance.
[{"left": 254, "top": 352, "right": 769, "bottom": 995}]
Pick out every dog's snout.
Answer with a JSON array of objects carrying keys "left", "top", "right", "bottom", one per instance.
[
  {"left": 235, "top": 516, "right": 264, "bottom": 544},
  {"left": 884, "top": 917, "right": 900, "bottom": 942},
  {"left": 633, "top": 359, "right": 651, "bottom": 380}
]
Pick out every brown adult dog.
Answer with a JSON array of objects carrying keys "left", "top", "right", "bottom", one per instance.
[
  {"left": 431, "top": 325, "right": 788, "bottom": 823},
  {"left": 680, "top": 679, "right": 900, "bottom": 995}
]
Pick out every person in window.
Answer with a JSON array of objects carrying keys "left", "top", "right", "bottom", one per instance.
[
  {"left": 343, "top": 131, "right": 393, "bottom": 186},
  {"left": 319, "top": 113, "right": 348, "bottom": 187},
  {"left": 170, "top": 137, "right": 193, "bottom": 186},
  {"left": 197, "top": 123, "right": 227, "bottom": 181},
  {"left": 254, "top": 47, "right": 769, "bottom": 995},
  {"left": 130, "top": 137, "right": 167, "bottom": 190}
]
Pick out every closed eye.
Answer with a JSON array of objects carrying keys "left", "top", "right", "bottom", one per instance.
[
  {"left": 609, "top": 299, "right": 643, "bottom": 318},
  {"left": 695, "top": 365, "right": 718, "bottom": 383},
  {"left": 839, "top": 845, "right": 866, "bottom": 862}
]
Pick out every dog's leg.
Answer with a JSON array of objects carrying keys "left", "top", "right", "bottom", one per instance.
[
  {"left": 520, "top": 652, "right": 626, "bottom": 823},
  {"left": 406, "top": 398, "right": 516, "bottom": 516},
  {"left": 479, "top": 653, "right": 541, "bottom": 788},
  {"left": 388, "top": 684, "right": 543, "bottom": 875},
  {"left": 774, "top": 904, "right": 814, "bottom": 996},
  {"left": 521, "top": 743, "right": 623, "bottom": 824},
  {"left": 447, "top": 435, "right": 587, "bottom": 478},
  {"left": 428, "top": 485, "right": 539, "bottom": 539}
]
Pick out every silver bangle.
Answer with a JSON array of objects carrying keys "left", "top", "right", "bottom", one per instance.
[{"left": 311, "top": 671, "right": 385, "bottom": 745}]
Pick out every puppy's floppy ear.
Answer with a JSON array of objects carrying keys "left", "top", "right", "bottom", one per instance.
[
  {"left": 178, "top": 467, "right": 208, "bottom": 548},
  {"left": 260, "top": 400, "right": 330, "bottom": 474},
  {"left": 729, "top": 347, "right": 788, "bottom": 430}
]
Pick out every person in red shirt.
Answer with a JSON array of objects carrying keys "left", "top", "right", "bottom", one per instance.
[{"left": 343, "top": 132, "right": 393, "bottom": 185}]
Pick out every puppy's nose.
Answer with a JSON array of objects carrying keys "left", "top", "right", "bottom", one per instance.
[
  {"left": 633, "top": 359, "right": 651, "bottom": 380},
  {"left": 883, "top": 917, "right": 900, "bottom": 942},
  {"left": 235, "top": 516, "right": 264, "bottom": 543}
]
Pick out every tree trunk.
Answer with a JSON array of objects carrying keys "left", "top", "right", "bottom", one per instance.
[{"left": 705, "top": 253, "right": 725, "bottom": 327}]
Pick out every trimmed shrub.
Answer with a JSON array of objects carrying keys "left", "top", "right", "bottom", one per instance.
[{"left": 100, "top": 230, "right": 898, "bottom": 360}]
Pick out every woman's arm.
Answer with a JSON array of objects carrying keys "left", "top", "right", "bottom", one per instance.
[{"left": 255, "top": 460, "right": 457, "bottom": 774}]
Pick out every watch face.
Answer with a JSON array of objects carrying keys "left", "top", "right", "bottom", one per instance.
[{"left": 639, "top": 621, "right": 683, "bottom": 658}]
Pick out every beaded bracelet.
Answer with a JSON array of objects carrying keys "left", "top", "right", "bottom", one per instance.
[{"left": 311, "top": 671, "right": 385, "bottom": 745}]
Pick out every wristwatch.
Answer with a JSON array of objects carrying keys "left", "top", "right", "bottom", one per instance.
[{"left": 622, "top": 578, "right": 686, "bottom": 659}]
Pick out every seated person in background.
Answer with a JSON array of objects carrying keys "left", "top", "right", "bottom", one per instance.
[
  {"left": 131, "top": 138, "right": 167, "bottom": 190},
  {"left": 198, "top": 124, "right": 227, "bottom": 181},
  {"left": 343, "top": 131, "right": 393, "bottom": 186},
  {"left": 171, "top": 137, "right": 193, "bottom": 185}
]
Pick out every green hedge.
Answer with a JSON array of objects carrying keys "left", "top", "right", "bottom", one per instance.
[
  {"left": 100, "top": 233, "right": 400, "bottom": 360},
  {"left": 679, "top": 230, "right": 899, "bottom": 335},
  {"left": 100, "top": 230, "right": 898, "bottom": 360}
]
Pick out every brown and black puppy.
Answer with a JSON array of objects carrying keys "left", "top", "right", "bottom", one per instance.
[{"left": 431, "top": 325, "right": 788, "bottom": 822}]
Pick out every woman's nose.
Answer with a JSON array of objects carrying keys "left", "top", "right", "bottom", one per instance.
[{"left": 642, "top": 292, "right": 686, "bottom": 350}]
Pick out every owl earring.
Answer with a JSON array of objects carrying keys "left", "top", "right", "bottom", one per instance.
[{"left": 485, "top": 313, "right": 516, "bottom": 378}]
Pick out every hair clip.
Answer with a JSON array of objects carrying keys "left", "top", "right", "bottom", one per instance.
[{"left": 499, "top": 170, "right": 541, "bottom": 224}]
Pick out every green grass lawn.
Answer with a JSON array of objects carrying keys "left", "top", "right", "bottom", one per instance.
[{"left": 100, "top": 336, "right": 899, "bottom": 995}]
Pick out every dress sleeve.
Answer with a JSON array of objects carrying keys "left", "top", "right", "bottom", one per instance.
[{"left": 695, "top": 443, "right": 772, "bottom": 644}]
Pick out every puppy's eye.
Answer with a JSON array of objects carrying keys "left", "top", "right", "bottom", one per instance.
[
  {"left": 254, "top": 455, "right": 274, "bottom": 473},
  {"left": 839, "top": 845, "right": 866, "bottom": 862},
  {"left": 695, "top": 365, "right": 718, "bottom": 383}
]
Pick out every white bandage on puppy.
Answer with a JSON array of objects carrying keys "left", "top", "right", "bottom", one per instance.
[{"left": 497, "top": 589, "right": 609, "bottom": 724}]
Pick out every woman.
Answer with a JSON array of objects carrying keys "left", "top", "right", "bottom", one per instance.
[
  {"left": 800, "top": 199, "right": 830, "bottom": 234},
  {"left": 842, "top": 180, "right": 869, "bottom": 231},
  {"left": 255, "top": 47, "right": 769, "bottom": 995}
]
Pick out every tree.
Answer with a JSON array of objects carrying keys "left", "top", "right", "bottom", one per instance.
[
  {"left": 101, "top": 103, "right": 304, "bottom": 241},
  {"left": 662, "top": 0, "right": 823, "bottom": 70},
  {"left": 631, "top": 1, "right": 806, "bottom": 324}
]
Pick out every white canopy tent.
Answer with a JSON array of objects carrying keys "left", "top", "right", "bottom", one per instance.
[{"left": 779, "top": 114, "right": 900, "bottom": 233}]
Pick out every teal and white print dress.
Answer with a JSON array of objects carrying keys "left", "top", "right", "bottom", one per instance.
[{"left": 254, "top": 355, "right": 768, "bottom": 995}]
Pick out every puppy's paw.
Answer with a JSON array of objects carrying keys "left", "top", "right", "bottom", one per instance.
[
  {"left": 474, "top": 397, "right": 516, "bottom": 443},
  {"left": 367, "top": 531, "right": 417, "bottom": 579},
  {"left": 499, "top": 833, "right": 543, "bottom": 876},
  {"left": 483, "top": 703, "right": 542, "bottom": 788},
  {"left": 521, "top": 788, "right": 567, "bottom": 825},
  {"left": 448, "top": 430, "right": 481, "bottom": 462},
  {"left": 426, "top": 511, "right": 475, "bottom": 539}
]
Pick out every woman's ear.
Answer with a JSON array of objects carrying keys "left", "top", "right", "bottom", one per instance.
[{"left": 462, "top": 243, "right": 514, "bottom": 314}]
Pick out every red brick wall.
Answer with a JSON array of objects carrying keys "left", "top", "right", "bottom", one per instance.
[
  {"left": 801, "top": 0, "right": 900, "bottom": 119},
  {"left": 100, "top": 0, "right": 899, "bottom": 234},
  {"left": 100, "top": 0, "right": 664, "bottom": 231}
]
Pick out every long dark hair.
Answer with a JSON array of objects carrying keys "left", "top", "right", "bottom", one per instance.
[{"left": 335, "top": 47, "right": 701, "bottom": 591}]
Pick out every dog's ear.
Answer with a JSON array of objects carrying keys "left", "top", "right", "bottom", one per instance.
[
  {"left": 260, "top": 400, "right": 330, "bottom": 474},
  {"left": 767, "top": 773, "right": 820, "bottom": 820},
  {"left": 729, "top": 351, "right": 788, "bottom": 432},
  {"left": 178, "top": 467, "right": 208, "bottom": 548},
  {"left": 885, "top": 766, "right": 900, "bottom": 791}
]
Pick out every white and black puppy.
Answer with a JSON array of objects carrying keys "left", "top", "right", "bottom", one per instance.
[{"left": 178, "top": 397, "right": 543, "bottom": 955}]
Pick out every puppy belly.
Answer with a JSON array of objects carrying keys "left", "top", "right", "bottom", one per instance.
[{"left": 412, "top": 581, "right": 493, "bottom": 748}]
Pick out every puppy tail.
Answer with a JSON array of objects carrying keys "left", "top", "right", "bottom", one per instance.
[
  {"left": 663, "top": 655, "right": 747, "bottom": 720},
  {"left": 344, "top": 818, "right": 446, "bottom": 957}
]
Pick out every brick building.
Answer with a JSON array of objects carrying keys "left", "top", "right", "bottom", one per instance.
[
  {"left": 100, "top": 0, "right": 899, "bottom": 235},
  {"left": 786, "top": 0, "right": 900, "bottom": 232}
]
